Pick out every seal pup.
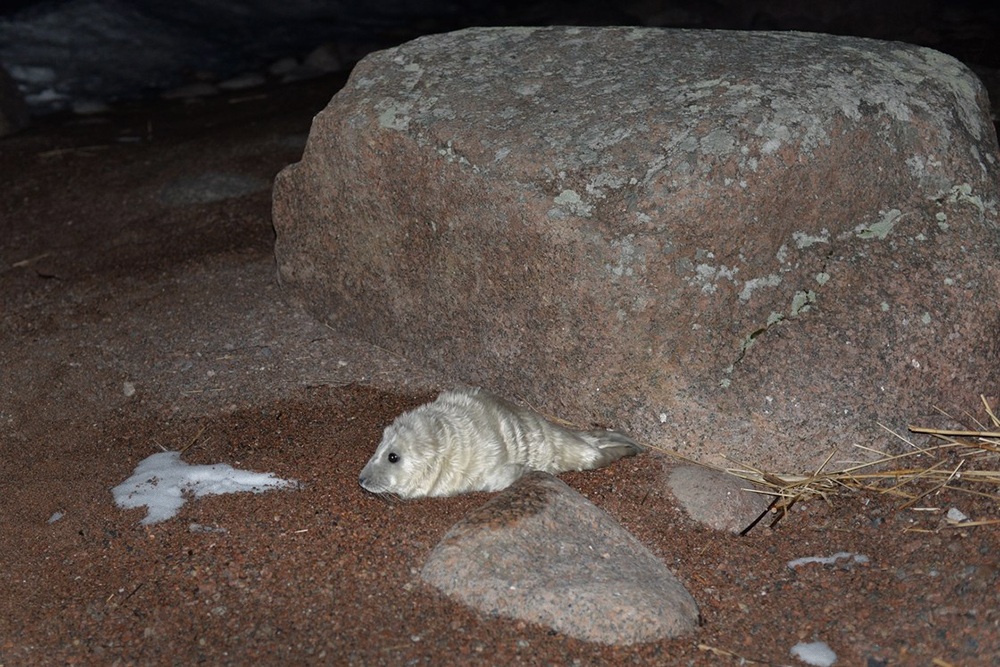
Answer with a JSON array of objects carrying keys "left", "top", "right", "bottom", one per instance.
[{"left": 358, "top": 387, "right": 642, "bottom": 498}]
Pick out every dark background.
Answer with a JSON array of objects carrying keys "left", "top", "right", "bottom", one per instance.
[{"left": 1, "top": 0, "right": 998, "bottom": 116}]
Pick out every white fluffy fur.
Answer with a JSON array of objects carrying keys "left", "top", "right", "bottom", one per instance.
[{"left": 358, "top": 387, "right": 641, "bottom": 498}]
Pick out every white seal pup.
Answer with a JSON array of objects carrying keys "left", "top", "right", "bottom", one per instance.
[{"left": 358, "top": 387, "right": 642, "bottom": 498}]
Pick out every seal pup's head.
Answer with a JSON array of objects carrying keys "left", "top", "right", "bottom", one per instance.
[{"left": 359, "top": 405, "right": 450, "bottom": 499}]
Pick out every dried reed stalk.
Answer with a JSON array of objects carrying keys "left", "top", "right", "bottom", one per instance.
[{"left": 722, "top": 395, "right": 1000, "bottom": 523}]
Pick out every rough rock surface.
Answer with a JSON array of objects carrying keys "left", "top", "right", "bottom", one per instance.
[
  {"left": 0, "top": 64, "right": 29, "bottom": 136},
  {"left": 273, "top": 26, "right": 1000, "bottom": 470},
  {"left": 666, "top": 464, "right": 772, "bottom": 533},
  {"left": 420, "top": 471, "right": 699, "bottom": 645}
]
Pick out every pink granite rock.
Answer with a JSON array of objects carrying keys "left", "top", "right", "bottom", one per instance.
[
  {"left": 420, "top": 472, "right": 699, "bottom": 644},
  {"left": 666, "top": 464, "right": 772, "bottom": 533},
  {"left": 273, "top": 27, "right": 1000, "bottom": 470}
]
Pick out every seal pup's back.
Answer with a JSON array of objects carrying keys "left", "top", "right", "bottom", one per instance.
[{"left": 358, "top": 387, "right": 642, "bottom": 498}]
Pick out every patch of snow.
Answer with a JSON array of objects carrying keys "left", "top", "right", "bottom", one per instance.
[
  {"left": 24, "top": 87, "right": 66, "bottom": 104},
  {"left": 787, "top": 551, "right": 869, "bottom": 569},
  {"left": 112, "top": 451, "right": 297, "bottom": 525},
  {"left": 218, "top": 72, "right": 266, "bottom": 91},
  {"left": 189, "top": 523, "right": 229, "bottom": 534},
  {"left": 8, "top": 64, "right": 56, "bottom": 84},
  {"left": 791, "top": 641, "right": 837, "bottom": 666},
  {"left": 946, "top": 507, "right": 968, "bottom": 523}
]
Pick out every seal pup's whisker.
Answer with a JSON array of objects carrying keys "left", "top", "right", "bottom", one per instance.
[{"left": 373, "top": 491, "right": 400, "bottom": 506}]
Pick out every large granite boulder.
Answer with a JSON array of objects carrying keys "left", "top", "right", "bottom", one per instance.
[{"left": 272, "top": 27, "right": 1000, "bottom": 469}]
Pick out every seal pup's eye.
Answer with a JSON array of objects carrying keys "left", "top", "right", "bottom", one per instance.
[{"left": 387, "top": 452, "right": 400, "bottom": 463}]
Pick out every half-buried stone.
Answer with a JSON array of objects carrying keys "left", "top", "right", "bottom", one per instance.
[{"left": 420, "top": 472, "right": 700, "bottom": 645}]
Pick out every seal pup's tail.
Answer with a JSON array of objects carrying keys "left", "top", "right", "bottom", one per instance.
[{"left": 579, "top": 429, "right": 643, "bottom": 467}]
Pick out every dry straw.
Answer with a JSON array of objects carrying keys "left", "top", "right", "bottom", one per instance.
[{"left": 724, "top": 395, "right": 1000, "bottom": 527}]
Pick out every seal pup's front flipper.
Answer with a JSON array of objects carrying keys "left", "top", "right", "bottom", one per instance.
[{"left": 480, "top": 463, "right": 530, "bottom": 492}]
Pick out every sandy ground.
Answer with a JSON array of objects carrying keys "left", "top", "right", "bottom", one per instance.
[{"left": 2, "top": 74, "right": 998, "bottom": 667}]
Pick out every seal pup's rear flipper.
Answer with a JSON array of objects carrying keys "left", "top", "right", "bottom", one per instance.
[{"left": 580, "top": 430, "right": 643, "bottom": 467}]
